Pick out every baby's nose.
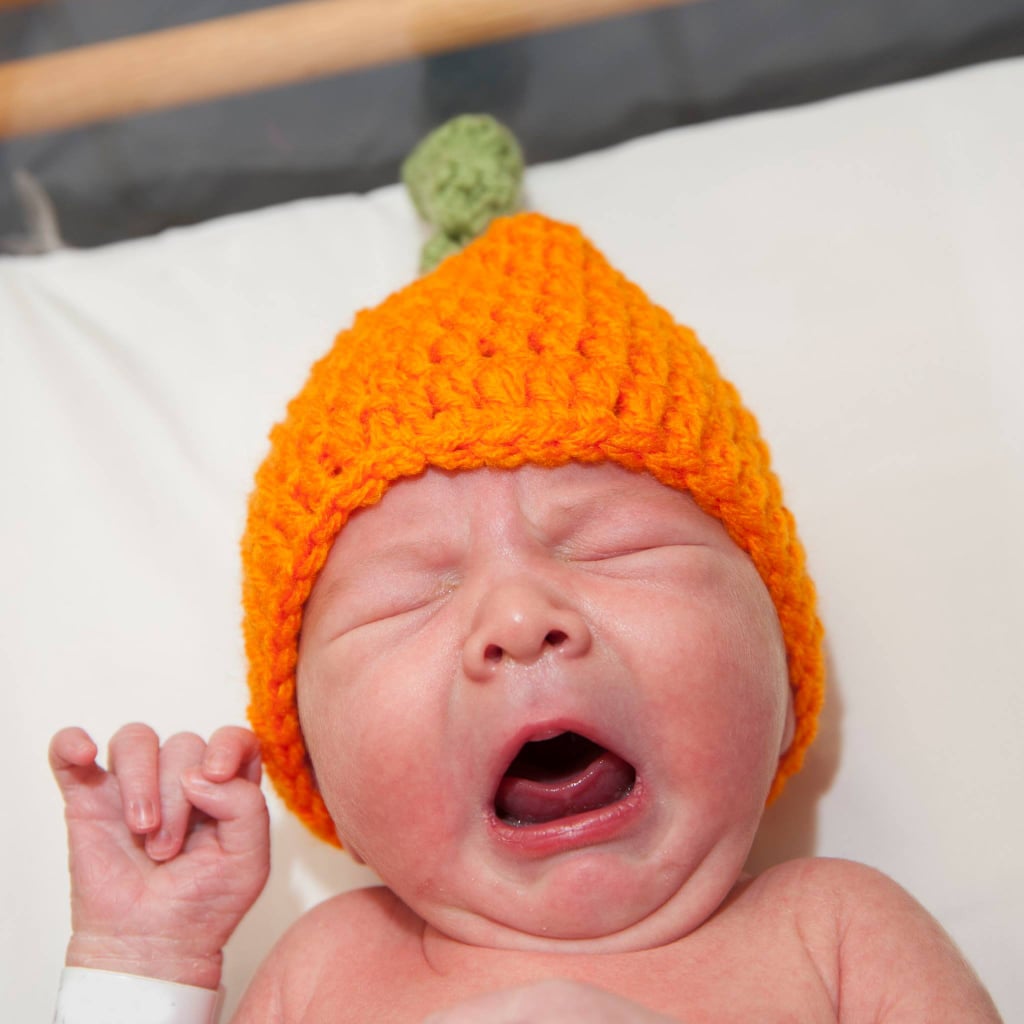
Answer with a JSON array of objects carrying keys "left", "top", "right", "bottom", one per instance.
[{"left": 462, "top": 578, "right": 591, "bottom": 680}]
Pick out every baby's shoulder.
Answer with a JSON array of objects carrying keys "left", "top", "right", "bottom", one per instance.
[
  {"left": 753, "top": 854, "right": 896, "bottom": 893},
  {"left": 743, "top": 856, "right": 917, "bottom": 933},
  {"left": 265, "top": 889, "right": 419, "bottom": 979},
  {"left": 742, "top": 858, "right": 1000, "bottom": 1021},
  {"left": 233, "top": 887, "right": 427, "bottom": 1019},
  {"left": 237, "top": 886, "right": 425, "bottom": 1019},
  {"left": 282, "top": 885, "right": 421, "bottom": 954},
  {"left": 750, "top": 856, "right": 921, "bottom": 915}
]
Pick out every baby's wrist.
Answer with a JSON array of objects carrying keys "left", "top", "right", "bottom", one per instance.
[{"left": 66, "top": 934, "right": 223, "bottom": 991}]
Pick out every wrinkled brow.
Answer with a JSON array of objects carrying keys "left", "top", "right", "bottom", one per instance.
[{"left": 535, "top": 479, "right": 693, "bottom": 535}]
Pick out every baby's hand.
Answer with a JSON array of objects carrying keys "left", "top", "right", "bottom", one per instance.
[
  {"left": 423, "top": 979, "right": 680, "bottom": 1023},
  {"left": 49, "top": 724, "right": 270, "bottom": 990}
]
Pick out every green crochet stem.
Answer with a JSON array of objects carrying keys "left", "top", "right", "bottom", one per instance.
[{"left": 402, "top": 114, "right": 525, "bottom": 273}]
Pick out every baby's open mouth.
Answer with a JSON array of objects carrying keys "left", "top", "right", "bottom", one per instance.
[{"left": 494, "top": 731, "right": 636, "bottom": 827}]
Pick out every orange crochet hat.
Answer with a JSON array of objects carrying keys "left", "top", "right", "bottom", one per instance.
[{"left": 241, "top": 211, "right": 824, "bottom": 846}]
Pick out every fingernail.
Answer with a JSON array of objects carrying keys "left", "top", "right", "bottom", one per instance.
[
  {"left": 203, "top": 752, "right": 229, "bottom": 776},
  {"left": 128, "top": 798, "right": 156, "bottom": 831},
  {"left": 148, "top": 828, "right": 175, "bottom": 858}
]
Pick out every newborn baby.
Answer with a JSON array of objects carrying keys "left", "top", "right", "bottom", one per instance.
[{"left": 51, "top": 213, "right": 1001, "bottom": 1023}]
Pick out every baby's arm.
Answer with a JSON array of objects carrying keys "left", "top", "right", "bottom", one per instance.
[
  {"left": 829, "top": 860, "right": 1003, "bottom": 1023},
  {"left": 50, "top": 724, "right": 270, "bottom": 991}
]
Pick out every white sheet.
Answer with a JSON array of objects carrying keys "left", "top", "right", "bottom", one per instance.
[{"left": 3, "top": 57, "right": 1022, "bottom": 1021}]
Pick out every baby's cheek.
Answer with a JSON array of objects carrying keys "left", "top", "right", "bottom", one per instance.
[
  {"left": 307, "top": 719, "right": 456, "bottom": 880},
  {"left": 305, "top": 747, "right": 376, "bottom": 859},
  {"left": 715, "top": 563, "right": 788, "bottom": 695},
  {"left": 296, "top": 678, "right": 360, "bottom": 826}
]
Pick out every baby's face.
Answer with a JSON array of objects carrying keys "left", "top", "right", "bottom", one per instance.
[{"left": 297, "top": 462, "right": 792, "bottom": 952}]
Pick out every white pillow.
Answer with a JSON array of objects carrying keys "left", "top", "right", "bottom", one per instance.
[{"left": 3, "top": 57, "right": 1022, "bottom": 1022}]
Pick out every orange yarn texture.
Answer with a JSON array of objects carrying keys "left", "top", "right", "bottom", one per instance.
[{"left": 242, "top": 212, "right": 825, "bottom": 846}]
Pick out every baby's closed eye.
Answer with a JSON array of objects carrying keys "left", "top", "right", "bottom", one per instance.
[
  {"left": 328, "top": 569, "right": 460, "bottom": 635},
  {"left": 558, "top": 520, "right": 711, "bottom": 566}
]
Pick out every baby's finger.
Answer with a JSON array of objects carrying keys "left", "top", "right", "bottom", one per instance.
[
  {"left": 180, "top": 771, "right": 270, "bottom": 860},
  {"left": 145, "top": 731, "right": 206, "bottom": 862},
  {"left": 202, "top": 726, "right": 262, "bottom": 785},
  {"left": 49, "top": 727, "right": 102, "bottom": 795},
  {"left": 108, "top": 723, "right": 161, "bottom": 834}
]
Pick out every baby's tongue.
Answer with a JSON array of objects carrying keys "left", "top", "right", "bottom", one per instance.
[{"left": 495, "top": 742, "right": 634, "bottom": 826}]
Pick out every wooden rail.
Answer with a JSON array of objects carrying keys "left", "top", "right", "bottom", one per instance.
[{"left": 0, "top": 0, "right": 693, "bottom": 138}]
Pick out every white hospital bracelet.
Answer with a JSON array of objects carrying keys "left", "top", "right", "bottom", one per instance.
[{"left": 53, "top": 966, "right": 223, "bottom": 1024}]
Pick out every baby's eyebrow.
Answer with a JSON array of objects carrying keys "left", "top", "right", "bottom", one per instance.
[{"left": 539, "top": 483, "right": 656, "bottom": 531}]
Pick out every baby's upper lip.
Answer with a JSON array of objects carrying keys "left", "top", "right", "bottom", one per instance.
[{"left": 492, "top": 718, "right": 594, "bottom": 784}]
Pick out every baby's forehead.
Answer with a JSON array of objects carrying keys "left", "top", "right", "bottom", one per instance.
[
  {"left": 341, "top": 462, "right": 700, "bottom": 537},
  {"left": 311, "top": 464, "right": 729, "bottom": 595}
]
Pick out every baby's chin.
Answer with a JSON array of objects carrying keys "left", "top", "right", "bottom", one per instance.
[{"left": 407, "top": 843, "right": 747, "bottom": 955}]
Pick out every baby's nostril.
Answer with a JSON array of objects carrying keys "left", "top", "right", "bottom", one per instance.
[{"left": 481, "top": 632, "right": 566, "bottom": 665}]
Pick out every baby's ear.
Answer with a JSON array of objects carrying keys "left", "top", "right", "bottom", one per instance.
[{"left": 779, "top": 694, "right": 796, "bottom": 758}]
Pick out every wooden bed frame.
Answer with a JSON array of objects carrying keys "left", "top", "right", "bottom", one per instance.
[{"left": 0, "top": 0, "right": 695, "bottom": 139}]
